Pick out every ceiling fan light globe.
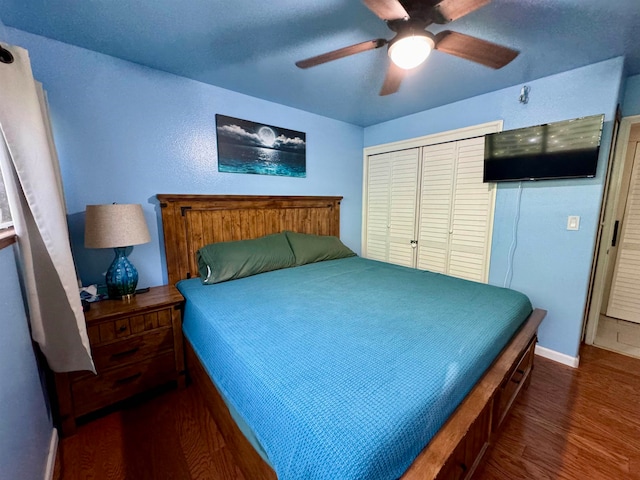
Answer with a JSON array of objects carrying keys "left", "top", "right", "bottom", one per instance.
[{"left": 388, "top": 35, "right": 434, "bottom": 70}]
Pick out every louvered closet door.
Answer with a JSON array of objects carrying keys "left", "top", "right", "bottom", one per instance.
[
  {"left": 365, "top": 149, "right": 420, "bottom": 267},
  {"left": 448, "top": 137, "right": 495, "bottom": 282},
  {"left": 417, "top": 142, "right": 456, "bottom": 273},
  {"left": 388, "top": 149, "right": 420, "bottom": 266},
  {"left": 417, "top": 137, "right": 494, "bottom": 282},
  {"left": 607, "top": 143, "right": 640, "bottom": 323},
  {"left": 366, "top": 153, "right": 392, "bottom": 262}
]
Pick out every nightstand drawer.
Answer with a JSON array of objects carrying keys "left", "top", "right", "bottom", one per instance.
[
  {"left": 92, "top": 327, "right": 174, "bottom": 372},
  {"left": 72, "top": 351, "right": 176, "bottom": 417},
  {"left": 86, "top": 307, "right": 173, "bottom": 346}
]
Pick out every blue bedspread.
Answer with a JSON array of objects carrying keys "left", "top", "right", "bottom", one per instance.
[{"left": 178, "top": 257, "right": 532, "bottom": 480}]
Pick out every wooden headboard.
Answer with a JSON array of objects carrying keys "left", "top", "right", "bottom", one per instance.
[{"left": 157, "top": 194, "right": 343, "bottom": 285}]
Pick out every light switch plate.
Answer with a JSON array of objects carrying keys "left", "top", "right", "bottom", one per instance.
[{"left": 567, "top": 215, "right": 580, "bottom": 231}]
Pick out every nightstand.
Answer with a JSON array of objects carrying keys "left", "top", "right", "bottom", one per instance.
[{"left": 54, "top": 285, "right": 185, "bottom": 436}]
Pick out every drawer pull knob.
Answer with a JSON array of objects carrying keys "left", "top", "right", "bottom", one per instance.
[
  {"left": 111, "top": 347, "right": 140, "bottom": 359},
  {"left": 118, "top": 325, "right": 128, "bottom": 332},
  {"left": 511, "top": 368, "right": 526, "bottom": 384},
  {"left": 114, "top": 372, "right": 142, "bottom": 385}
]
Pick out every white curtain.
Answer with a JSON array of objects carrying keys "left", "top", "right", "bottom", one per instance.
[{"left": 0, "top": 42, "right": 94, "bottom": 373}]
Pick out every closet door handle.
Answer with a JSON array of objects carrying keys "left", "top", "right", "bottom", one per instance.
[{"left": 612, "top": 220, "right": 620, "bottom": 247}]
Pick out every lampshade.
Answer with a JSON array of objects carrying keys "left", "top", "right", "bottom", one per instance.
[
  {"left": 388, "top": 33, "right": 435, "bottom": 70},
  {"left": 85, "top": 204, "right": 151, "bottom": 300},
  {"left": 85, "top": 204, "right": 151, "bottom": 249}
]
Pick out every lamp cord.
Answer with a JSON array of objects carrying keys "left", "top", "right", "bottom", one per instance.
[{"left": 504, "top": 181, "right": 523, "bottom": 289}]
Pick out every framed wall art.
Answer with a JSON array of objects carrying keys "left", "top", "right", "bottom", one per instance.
[{"left": 215, "top": 114, "right": 306, "bottom": 178}]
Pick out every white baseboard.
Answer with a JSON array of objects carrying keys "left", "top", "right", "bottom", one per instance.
[
  {"left": 535, "top": 345, "right": 580, "bottom": 368},
  {"left": 44, "top": 428, "right": 58, "bottom": 480}
]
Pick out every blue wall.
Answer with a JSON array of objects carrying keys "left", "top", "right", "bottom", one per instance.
[
  {"left": 9, "top": 27, "right": 631, "bottom": 359},
  {"left": 365, "top": 58, "right": 625, "bottom": 359},
  {"left": 0, "top": 246, "right": 52, "bottom": 480},
  {"left": 8, "top": 28, "right": 364, "bottom": 288},
  {"left": 622, "top": 74, "right": 640, "bottom": 117}
]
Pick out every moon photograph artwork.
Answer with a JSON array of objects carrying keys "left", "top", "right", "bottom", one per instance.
[{"left": 215, "top": 114, "right": 306, "bottom": 178}]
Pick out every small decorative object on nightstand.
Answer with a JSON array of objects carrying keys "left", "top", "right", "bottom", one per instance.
[
  {"left": 53, "top": 285, "right": 185, "bottom": 436},
  {"left": 85, "top": 203, "right": 151, "bottom": 300}
]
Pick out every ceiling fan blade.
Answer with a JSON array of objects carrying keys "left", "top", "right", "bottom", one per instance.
[
  {"left": 380, "top": 62, "right": 406, "bottom": 96},
  {"left": 296, "top": 39, "right": 387, "bottom": 69},
  {"left": 435, "top": 31, "right": 518, "bottom": 69},
  {"left": 362, "top": 0, "right": 409, "bottom": 21},
  {"left": 433, "top": 0, "right": 491, "bottom": 24}
]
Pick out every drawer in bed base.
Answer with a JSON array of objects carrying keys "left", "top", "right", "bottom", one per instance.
[
  {"left": 436, "top": 401, "right": 492, "bottom": 480},
  {"left": 435, "top": 336, "right": 537, "bottom": 480},
  {"left": 493, "top": 336, "right": 537, "bottom": 430}
]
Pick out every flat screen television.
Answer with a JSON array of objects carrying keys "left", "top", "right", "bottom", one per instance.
[{"left": 483, "top": 114, "right": 604, "bottom": 182}]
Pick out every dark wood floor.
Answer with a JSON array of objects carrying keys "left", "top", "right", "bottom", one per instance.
[{"left": 54, "top": 345, "right": 640, "bottom": 480}]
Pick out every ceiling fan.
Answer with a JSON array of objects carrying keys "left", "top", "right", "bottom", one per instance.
[{"left": 295, "top": 0, "right": 519, "bottom": 96}]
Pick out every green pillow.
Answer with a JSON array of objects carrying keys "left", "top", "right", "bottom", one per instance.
[
  {"left": 197, "top": 232, "right": 296, "bottom": 284},
  {"left": 284, "top": 231, "right": 356, "bottom": 266}
]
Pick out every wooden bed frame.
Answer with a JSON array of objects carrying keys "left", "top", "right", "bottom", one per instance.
[{"left": 158, "top": 194, "right": 545, "bottom": 480}]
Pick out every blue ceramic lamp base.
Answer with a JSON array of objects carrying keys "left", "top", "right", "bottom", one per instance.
[{"left": 106, "top": 247, "right": 139, "bottom": 300}]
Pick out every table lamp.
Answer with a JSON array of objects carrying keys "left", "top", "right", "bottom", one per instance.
[{"left": 85, "top": 203, "right": 151, "bottom": 300}]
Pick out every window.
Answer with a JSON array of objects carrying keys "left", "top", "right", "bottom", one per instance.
[{"left": 0, "top": 166, "right": 12, "bottom": 229}]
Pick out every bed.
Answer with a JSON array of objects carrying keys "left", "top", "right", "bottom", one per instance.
[{"left": 158, "top": 194, "right": 545, "bottom": 480}]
